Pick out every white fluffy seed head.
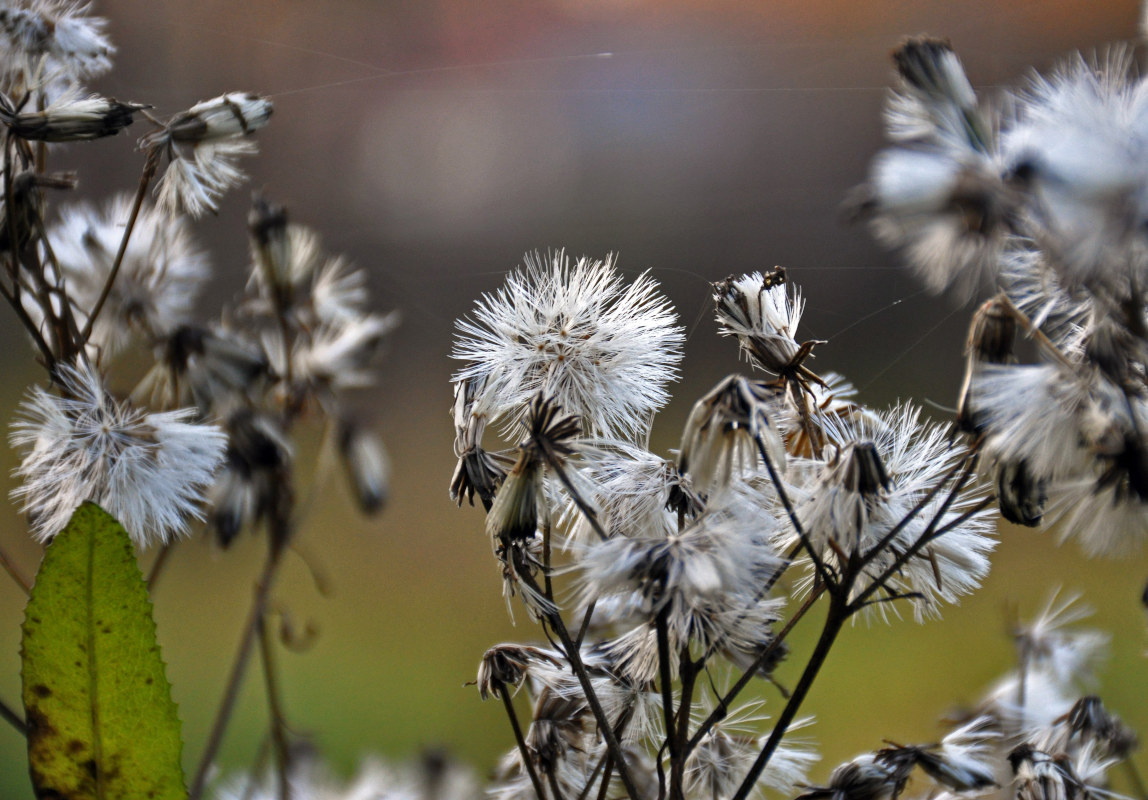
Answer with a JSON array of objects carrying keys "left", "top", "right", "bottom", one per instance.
[
  {"left": 10, "top": 362, "right": 227, "bottom": 546},
  {"left": 452, "top": 250, "right": 684, "bottom": 443}
]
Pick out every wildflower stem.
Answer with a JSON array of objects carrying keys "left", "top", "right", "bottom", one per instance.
[
  {"left": 655, "top": 608, "right": 680, "bottom": 799},
  {"left": 855, "top": 448, "right": 976, "bottom": 575},
  {"left": 0, "top": 695, "right": 27, "bottom": 736},
  {"left": 80, "top": 147, "right": 159, "bottom": 346},
  {"left": 730, "top": 596, "right": 847, "bottom": 800},
  {"left": 541, "top": 447, "right": 608, "bottom": 542},
  {"left": 530, "top": 581, "right": 641, "bottom": 800},
  {"left": 2, "top": 136, "right": 56, "bottom": 370},
  {"left": 671, "top": 649, "right": 697, "bottom": 800},
  {"left": 851, "top": 490, "right": 991, "bottom": 611},
  {"left": 188, "top": 539, "right": 286, "bottom": 800},
  {"left": 575, "top": 600, "right": 596, "bottom": 650},
  {"left": 686, "top": 585, "right": 824, "bottom": 755},
  {"left": 498, "top": 685, "right": 547, "bottom": 800},
  {"left": 754, "top": 436, "right": 834, "bottom": 590},
  {"left": 146, "top": 541, "right": 175, "bottom": 590},
  {"left": 547, "top": 768, "right": 567, "bottom": 800},
  {"left": 0, "top": 542, "right": 31, "bottom": 595},
  {"left": 595, "top": 754, "right": 614, "bottom": 800},
  {"left": 575, "top": 751, "right": 608, "bottom": 800},
  {"left": 257, "top": 614, "right": 293, "bottom": 800}
]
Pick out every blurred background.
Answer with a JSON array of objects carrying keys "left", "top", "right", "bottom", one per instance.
[{"left": 1, "top": 0, "right": 1147, "bottom": 796}]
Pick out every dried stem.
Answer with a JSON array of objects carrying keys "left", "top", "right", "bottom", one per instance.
[
  {"left": 686, "top": 585, "right": 823, "bottom": 755},
  {"left": 79, "top": 148, "right": 159, "bottom": 345},
  {"left": 527, "top": 581, "right": 640, "bottom": 800},
  {"left": 0, "top": 542, "right": 30, "bottom": 595},
  {"left": 655, "top": 608, "right": 679, "bottom": 800},
  {"left": 499, "top": 685, "right": 547, "bottom": 800},
  {"left": 258, "top": 615, "right": 293, "bottom": 800},
  {"left": 753, "top": 436, "right": 835, "bottom": 591},
  {"left": 730, "top": 595, "right": 848, "bottom": 800},
  {"left": 146, "top": 541, "right": 175, "bottom": 591},
  {"left": 188, "top": 538, "right": 287, "bottom": 800},
  {"left": 0, "top": 695, "right": 27, "bottom": 737}
]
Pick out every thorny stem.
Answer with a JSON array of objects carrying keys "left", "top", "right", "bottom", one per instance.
[
  {"left": 80, "top": 148, "right": 159, "bottom": 345},
  {"left": 499, "top": 685, "right": 547, "bottom": 800},
  {"left": 189, "top": 538, "right": 287, "bottom": 800},
  {"left": 258, "top": 615, "right": 293, "bottom": 800},
  {"left": 730, "top": 596, "right": 848, "bottom": 800},
  {"left": 0, "top": 695, "right": 27, "bottom": 736},
  {"left": 686, "top": 585, "right": 824, "bottom": 755}
]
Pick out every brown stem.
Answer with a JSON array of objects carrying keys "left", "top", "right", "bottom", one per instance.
[
  {"left": 655, "top": 609, "right": 679, "bottom": 800},
  {"left": 686, "top": 586, "right": 823, "bottom": 755},
  {"left": 0, "top": 695, "right": 27, "bottom": 736},
  {"left": 146, "top": 542, "right": 175, "bottom": 591},
  {"left": 594, "top": 754, "right": 614, "bottom": 800},
  {"left": 188, "top": 540, "right": 286, "bottom": 800},
  {"left": 0, "top": 541, "right": 30, "bottom": 595},
  {"left": 499, "top": 686, "right": 547, "bottom": 800},
  {"left": 730, "top": 597, "right": 847, "bottom": 800},
  {"left": 753, "top": 437, "right": 835, "bottom": 591},
  {"left": 79, "top": 148, "right": 159, "bottom": 346},
  {"left": 546, "top": 770, "right": 566, "bottom": 800},
  {"left": 537, "top": 596, "right": 641, "bottom": 800},
  {"left": 258, "top": 615, "right": 293, "bottom": 800},
  {"left": 670, "top": 649, "right": 696, "bottom": 800}
]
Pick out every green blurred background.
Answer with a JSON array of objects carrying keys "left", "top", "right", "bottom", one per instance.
[{"left": 1, "top": 0, "right": 1147, "bottom": 796}]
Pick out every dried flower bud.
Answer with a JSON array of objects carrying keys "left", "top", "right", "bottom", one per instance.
[
  {"left": 995, "top": 459, "right": 1045, "bottom": 527},
  {"left": 968, "top": 297, "right": 1016, "bottom": 364},
  {"left": 679, "top": 374, "right": 785, "bottom": 494},
  {"left": 713, "top": 268, "right": 818, "bottom": 377},
  {"left": 476, "top": 644, "right": 559, "bottom": 700},
  {"left": 338, "top": 419, "right": 389, "bottom": 515},
  {"left": 798, "top": 754, "right": 899, "bottom": 800},
  {"left": 248, "top": 194, "right": 292, "bottom": 298},
  {"left": 0, "top": 94, "right": 143, "bottom": 141},
  {"left": 1008, "top": 745, "right": 1078, "bottom": 800},
  {"left": 210, "top": 410, "right": 292, "bottom": 547},
  {"left": 164, "top": 92, "right": 272, "bottom": 143},
  {"left": 892, "top": 37, "right": 976, "bottom": 112}
]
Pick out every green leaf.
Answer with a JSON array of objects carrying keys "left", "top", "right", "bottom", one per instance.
[{"left": 21, "top": 502, "right": 186, "bottom": 800}]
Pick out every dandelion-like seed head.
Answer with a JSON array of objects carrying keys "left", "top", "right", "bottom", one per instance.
[
  {"left": 0, "top": 1, "right": 114, "bottom": 95},
  {"left": 43, "top": 196, "right": 209, "bottom": 358},
  {"left": 10, "top": 361, "right": 226, "bottom": 546},
  {"left": 452, "top": 250, "right": 684, "bottom": 443}
]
